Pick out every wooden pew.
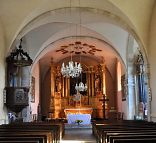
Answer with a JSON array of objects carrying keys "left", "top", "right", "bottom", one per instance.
[
  {"left": 103, "top": 127, "right": 156, "bottom": 143},
  {"left": 0, "top": 141, "right": 39, "bottom": 143},
  {"left": 20, "top": 120, "right": 65, "bottom": 139},
  {"left": 109, "top": 133, "right": 156, "bottom": 143},
  {"left": 0, "top": 122, "right": 61, "bottom": 143},
  {"left": 0, "top": 137, "right": 44, "bottom": 143},
  {"left": 92, "top": 120, "right": 156, "bottom": 143},
  {"left": 95, "top": 125, "right": 156, "bottom": 143},
  {"left": 106, "top": 130, "right": 156, "bottom": 143},
  {"left": 32, "top": 121, "right": 65, "bottom": 138},
  {"left": 113, "top": 138, "right": 156, "bottom": 143},
  {"left": 0, "top": 131, "right": 53, "bottom": 143}
]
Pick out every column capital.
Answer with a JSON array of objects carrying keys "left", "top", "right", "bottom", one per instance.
[
  {"left": 89, "top": 66, "right": 94, "bottom": 73},
  {"left": 100, "top": 64, "right": 106, "bottom": 72}
]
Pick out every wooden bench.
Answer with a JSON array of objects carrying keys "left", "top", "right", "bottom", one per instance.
[
  {"left": 92, "top": 120, "right": 156, "bottom": 143},
  {"left": 113, "top": 138, "right": 156, "bottom": 143},
  {"left": 95, "top": 125, "right": 156, "bottom": 142},
  {"left": 0, "top": 131, "right": 53, "bottom": 143},
  {"left": 106, "top": 130, "right": 156, "bottom": 143},
  {"left": 0, "top": 122, "right": 62, "bottom": 143},
  {"left": 31, "top": 121, "right": 65, "bottom": 138},
  {"left": 0, "top": 141, "right": 39, "bottom": 143}
]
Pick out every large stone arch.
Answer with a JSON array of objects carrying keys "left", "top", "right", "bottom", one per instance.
[
  {"left": 3, "top": 0, "right": 153, "bottom": 121},
  {"left": 7, "top": 0, "right": 150, "bottom": 58}
]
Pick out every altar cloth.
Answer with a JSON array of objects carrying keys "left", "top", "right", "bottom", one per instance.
[{"left": 67, "top": 114, "right": 91, "bottom": 125}]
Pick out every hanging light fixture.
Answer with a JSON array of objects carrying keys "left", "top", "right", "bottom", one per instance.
[
  {"left": 75, "top": 60, "right": 87, "bottom": 92},
  {"left": 74, "top": 49, "right": 87, "bottom": 92},
  {"left": 61, "top": 42, "right": 82, "bottom": 78},
  {"left": 75, "top": 81, "right": 87, "bottom": 92},
  {"left": 61, "top": 0, "right": 82, "bottom": 78},
  {"left": 74, "top": 0, "right": 87, "bottom": 92},
  {"left": 61, "top": 61, "right": 82, "bottom": 78}
]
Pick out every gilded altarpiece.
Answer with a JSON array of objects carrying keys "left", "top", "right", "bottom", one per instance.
[{"left": 49, "top": 63, "right": 107, "bottom": 119}]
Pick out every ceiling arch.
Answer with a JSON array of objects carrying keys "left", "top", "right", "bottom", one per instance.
[
  {"left": 23, "top": 8, "right": 129, "bottom": 66},
  {"left": 20, "top": 7, "right": 131, "bottom": 79}
]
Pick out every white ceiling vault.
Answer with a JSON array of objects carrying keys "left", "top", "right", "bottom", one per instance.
[{"left": 19, "top": 7, "right": 132, "bottom": 78}]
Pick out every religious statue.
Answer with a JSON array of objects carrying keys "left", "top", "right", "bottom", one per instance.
[
  {"left": 55, "top": 77, "right": 61, "bottom": 92},
  {"left": 55, "top": 66, "right": 62, "bottom": 93},
  {"left": 95, "top": 75, "right": 100, "bottom": 92},
  {"left": 73, "top": 92, "right": 81, "bottom": 107},
  {"left": 95, "top": 65, "right": 102, "bottom": 95}
]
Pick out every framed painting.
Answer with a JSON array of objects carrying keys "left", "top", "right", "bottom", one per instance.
[
  {"left": 121, "top": 74, "right": 127, "bottom": 101},
  {"left": 31, "top": 76, "right": 35, "bottom": 102}
]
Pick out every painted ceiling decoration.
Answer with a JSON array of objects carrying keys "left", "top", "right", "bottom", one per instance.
[{"left": 56, "top": 41, "right": 102, "bottom": 55}]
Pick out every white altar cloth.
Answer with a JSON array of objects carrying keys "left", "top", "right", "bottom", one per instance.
[{"left": 67, "top": 114, "right": 91, "bottom": 125}]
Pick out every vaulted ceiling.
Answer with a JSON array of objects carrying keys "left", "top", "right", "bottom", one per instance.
[
  {"left": 21, "top": 7, "right": 130, "bottom": 79},
  {"left": 1, "top": 1, "right": 153, "bottom": 80}
]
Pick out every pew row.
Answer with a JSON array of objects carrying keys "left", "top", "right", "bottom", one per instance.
[
  {"left": 0, "top": 121, "right": 64, "bottom": 143},
  {"left": 92, "top": 120, "right": 156, "bottom": 143}
]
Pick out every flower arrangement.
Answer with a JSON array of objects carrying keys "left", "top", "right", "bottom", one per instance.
[{"left": 75, "top": 119, "right": 83, "bottom": 125}]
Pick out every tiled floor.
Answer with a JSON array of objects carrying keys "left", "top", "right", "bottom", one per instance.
[{"left": 61, "top": 125, "right": 96, "bottom": 143}]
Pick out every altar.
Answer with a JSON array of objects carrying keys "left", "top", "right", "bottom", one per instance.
[
  {"left": 67, "top": 113, "right": 91, "bottom": 125},
  {"left": 64, "top": 107, "right": 93, "bottom": 125}
]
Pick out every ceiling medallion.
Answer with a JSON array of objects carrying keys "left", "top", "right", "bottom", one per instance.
[{"left": 56, "top": 41, "right": 102, "bottom": 56}]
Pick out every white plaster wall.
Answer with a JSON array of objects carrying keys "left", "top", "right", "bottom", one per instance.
[
  {"left": 109, "top": 0, "right": 155, "bottom": 48},
  {"left": 116, "top": 61, "right": 127, "bottom": 119},
  {"left": 31, "top": 62, "right": 40, "bottom": 115},
  {"left": 86, "top": 23, "right": 128, "bottom": 64},
  {"left": 117, "top": 61, "right": 122, "bottom": 111},
  {"left": 0, "top": 20, "right": 8, "bottom": 124},
  {"left": 149, "top": 3, "right": 156, "bottom": 122}
]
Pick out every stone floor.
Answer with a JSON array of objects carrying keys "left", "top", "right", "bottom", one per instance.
[{"left": 61, "top": 124, "right": 96, "bottom": 143}]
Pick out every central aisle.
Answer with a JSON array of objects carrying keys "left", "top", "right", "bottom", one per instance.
[{"left": 61, "top": 125, "right": 96, "bottom": 143}]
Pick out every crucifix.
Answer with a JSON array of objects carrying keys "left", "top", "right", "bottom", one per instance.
[{"left": 99, "top": 94, "right": 109, "bottom": 119}]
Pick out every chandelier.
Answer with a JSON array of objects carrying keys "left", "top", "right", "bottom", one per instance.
[
  {"left": 61, "top": 61, "right": 82, "bottom": 78},
  {"left": 61, "top": 0, "right": 83, "bottom": 78},
  {"left": 75, "top": 82, "right": 87, "bottom": 92}
]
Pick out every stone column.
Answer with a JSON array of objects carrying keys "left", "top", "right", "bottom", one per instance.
[{"left": 127, "top": 35, "right": 136, "bottom": 120}]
